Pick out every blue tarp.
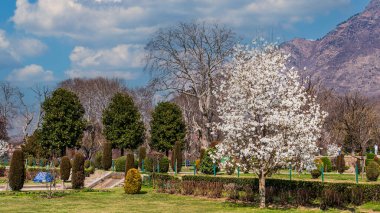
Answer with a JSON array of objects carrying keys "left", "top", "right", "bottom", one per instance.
[{"left": 33, "top": 172, "right": 54, "bottom": 183}]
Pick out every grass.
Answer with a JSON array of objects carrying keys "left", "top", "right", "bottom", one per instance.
[{"left": 0, "top": 186, "right": 351, "bottom": 213}]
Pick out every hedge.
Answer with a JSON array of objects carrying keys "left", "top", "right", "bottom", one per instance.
[{"left": 154, "top": 175, "right": 380, "bottom": 207}]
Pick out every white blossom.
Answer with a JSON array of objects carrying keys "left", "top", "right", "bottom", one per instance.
[
  {"left": 326, "top": 143, "right": 340, "bottom": 157},
  {"left": 212, "top": 43, "right": 326, "bottom": 207},
  {"left": 0, "top": 140, "right": 8, "bottom": 158}
]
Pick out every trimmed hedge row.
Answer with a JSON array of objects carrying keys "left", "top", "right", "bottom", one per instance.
[{"left": 155, "top": 175, "right": 380, "bottom": 207}]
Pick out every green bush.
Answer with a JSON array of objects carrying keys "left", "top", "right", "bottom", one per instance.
[
  {"left": 159, "top": 157, "right": 169, "bottom": 173},
  {"left": 336, "top": 154, "right": 345, "bottom": 174},
  {"left": 85, "top": 166, "right": 95, "bottom": 177},
  {"left": 0, "top": 165, "right": 5, "bottom": 177},
  {"left": 171, "top": 141, "right": 183, "bottom": 172},
  {"left": 8, "top": 149, "right": 25, "bottom": 191},
  {"left": 72, "top": 153, "right": 85, "bottom": 189},
  {"left": 84, "top": 160, "right": 91, "bottom": 169},
  {"left": 320, "top": 157, "right": 332, "bottom": 172},
  {"left": 102, "top": 142, "right": 112, "bottom": 170},
  {"left": 311, "top": 169, "right": 321, "bottom": 179},
  {"left": 94, "top": 152, "right": 102, "bottom": 169},
  {"left": 60, "top": 156, "right": 71, "bottom": 181},
  {"left": 124, "top": 168, "right": 142, "bottom": 194},
  {"left": 27, "top": 156, "right": 34, "bottom": 166},
  {"left": 115, "top": 156, "right": 126, "bottom": 172},
  {"left": 366, "top": 161, "right": 380, "bottom": 181},
  {"left": 138, "top": 146, "right": 146, "bottom": 169},
  {"left": 367, "top": 153, "right": 376, "bottom": 160},
  {"left": 126, "top": 153, "right": 135, "bottom": 173},
  {"left": 144, "top": 157, "right": 154, "bottom": 172},
  {"left": 200, "top": 149, "right": 219, "bottom": 175}
]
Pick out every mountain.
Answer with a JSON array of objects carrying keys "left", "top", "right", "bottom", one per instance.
[{"left": 282, "top": 0, "right": 380, "bottom": 98}]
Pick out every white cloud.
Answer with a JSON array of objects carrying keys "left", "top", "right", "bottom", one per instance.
[
  {"left": 7, "top": 64, "right": 54, "bottom": 82},
  {"left": 12, "top": 0, "right": 351, "bottom": 43},
  {"left": 0, "top": 30, "right": 10, "bottom": 48},
  {"left": 66, "top": 44, "right": 144, "bottom": 79}
]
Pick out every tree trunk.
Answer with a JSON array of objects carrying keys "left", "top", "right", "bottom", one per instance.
[{"left": 259, "top": 173, "right": 266, "bottom": 208}]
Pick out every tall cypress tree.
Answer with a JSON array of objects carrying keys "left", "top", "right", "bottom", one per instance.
[
  {"left": 103, "top": 93, "right": 145, "bottom": 151},
  {"left": 150, "top": 102, "right": 186, "bottom": 155},
  {"left": 40, "top": 88, "right": 85, "bottom": 156}
]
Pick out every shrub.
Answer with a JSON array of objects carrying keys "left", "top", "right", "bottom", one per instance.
[
  {"left": 102, "top": 142, "right": 112, "bottom": 170},
  {"left": 124, "top": 168, "right": 142, "bottom": 194},
  {"left": 8, "top": 149, "right": 25, "bottom": 191},
  {"left": 367, "top": 153, "right": 376, "bottom": 160},
  {"left": 144, "top": 157, "right": 154, "bottom": 172},
  {"left": 321, "top": 157, "right": 332, "bottom": 172},
  {"left": 126, "top": 153, "right": 135, "bottom": 173},
  {"left": 85, "top": 166, "right": 95, "bottom": 177},
  {"left": 72, "top": 153, "right": 85, "bottom": 189},
  {"left": 0, "top": 165, "right": 6, "bottom": 177},
  {"left": 311, "top": 169, "right": 321, "bottom": 179},
  {"left": 138, "top": 146, "right": 146, "bottom": 169},
  {"left": 200, "top": 149, "right": 219, "bottom": 175},
  {"left": 38, "top": 158, "right": 47, "bottom": 167},
  {"left": 200, "top": 148, "right": 206, "bottom": 161},
  {"left": 159, "top": 157, "right": 169, "bottom": 173},
  {"left": 27, "top": 156, "right": 34, "bottom": 166},
  {"left": 115, "top": 156, "right": 126, "bottom": 172},
  {"left": 60, "top": 156, "right": 71, "bottom": 181},
  {"left": 336, "top": 154, "right": 345, "bottom": 174},
  {"left": 134, "top": 160, "right": 138, "bottom": 169},
  {"left": 171, "top": 141, "right": 182, "bottom": 172},
  {"left": 53, "top": 158, "right": 60, "bottom": 167},
  {"left": 366, "top": 161, "right": 380, "bottom": 181},
  {"left": 195, "top": 159, "right": 201, "bottom": 171},
  {"left": 94, "top": 152, "right": 103, "bottom": 169},
  {"left": 225, "top": 164, "right": 235, "bottom": 175},
  {"left": 84, "top": 160, "right": 91, "bottom": 169}
]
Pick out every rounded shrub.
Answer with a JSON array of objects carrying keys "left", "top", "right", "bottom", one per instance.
[
  {"left": 85, "top": 166, "right": 95, "bottom": 177},
  {"left": 94, "top": 152, "right": 103, "bottom": 169},
  {"left": 366, "top": 161, "right": 380, "bottom": 181},
  {"left": 367, "top": 153, "right": 376, "bottom": 160},
  {"left": 53, "top": 158, "right": 60, "bottom": 167},
  {"left": 60, "top": 156, "right": 71, "bottom": 182},
  {"left": 225, "top": 164, "right": 236, "bottom": 175},
  {"left": 102, "top": 142, "right": 112, "bottom": 170},
  {"left": 8, "top": 149, "right": 25, "bottom": 191},
  {"left": 84, "top": 160, "right": 91, "bottom": 169},
  {"left": 124, "top": 168, "right": 142, "bottom": 194},
  {"left": 72, "top": 153, "right": 85, "bottom": 189},
  {"left": 311, "top": 169, "right": 321, "bottom": 179},
  {"left": 138, "top": 146, "right": 146, "bottom": 169},
  {"left": 126, "top": 153, "right": 135, "bottom": 173},
  {"left": 336, "top": 154, "right": 345, "bottom": 174},
  {"left": 320, "top": 157, "right": 332, "bottom": 172},
  {"left": 114, "top": 156, "right": 126, "bottom": 172},
  {"left": 200, "top": 149, "right": 219, "bottom": 175},
  {"left": 159, "top": 157, "right": 169, "bottom": 173}
]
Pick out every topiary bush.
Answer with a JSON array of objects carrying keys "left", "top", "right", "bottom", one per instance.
[
  {"left": 115, "top": 156, "right": 126, "bottom": 172},
  {"left": 102, "top": 142, "right": 112, "bottom": 170},
  {"left": 144, "top": 157, "right": 154, "bottom": 172},
  {"left": 320, "top": 157, "right": 332, "bottom": 172},
  {"left": 72, "top": 153, "right": 85, "bottom": 189},
  {"left": 311, "top": 169, "right": 321, "bottom": 179},
  {"left": 126, "top": 153, "right": 135, "bottom": 173},
  {"left": 171, "top": 141, "right": 183, "bottom": 173},
  {"left": 94, "top": 152, "right": 103, "bottom": 169},
  {"left": 366, "top": 161, "right": 380, "bottom": 181},
  {"left": 159, "top": 157, "right": 169, "bottom": 173},
  {"left": 8, "top": 149, "right": 25, "bottom": 191},
  {"left": 85, "top": 166, "right": 95, "bottom": 177},
  {"left": 336, "top": 154, "right": 345, "bottom": 174},
  {"left": 60, "top": 156, "right": 71, "bottom": 182},
  {"left": 138, "top": 146, "right": 146, "bottom": 169},
  {"left": 84, "top": 160, "right": 91, "bottom": 169},
  {"left": 200, "top": 149, "right": 220, "bottom": 175},
  {"left": 124, "top": 168, "right": 142, "bottom": 194}
]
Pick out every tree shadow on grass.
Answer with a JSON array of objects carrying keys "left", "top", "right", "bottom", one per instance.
[{"left": 137, "top": 191, "right": 148, "bottom": 194}]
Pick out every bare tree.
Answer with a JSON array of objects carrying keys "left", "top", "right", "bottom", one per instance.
[
  {"left": 0, "top": 82, "right": 21, "bottom": 129},
  {"left": 145, "top": 21, "right": 237, "bottom": 147},
  {"left": 31, "top": 84, "right": 51, "bottom": 129}
]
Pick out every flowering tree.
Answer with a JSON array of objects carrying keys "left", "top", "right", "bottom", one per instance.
[
  {"left": 0, "top": 140, "right": 8, "bottom": 159},
  {"left": 213, "top": 43, "right": 326, "bottom": 208}
]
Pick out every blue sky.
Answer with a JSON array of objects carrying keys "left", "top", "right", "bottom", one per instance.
[{"left": 0, "top": 0, "right": 371, "bottom": 89}]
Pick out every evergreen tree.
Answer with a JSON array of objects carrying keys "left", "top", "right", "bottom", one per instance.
[
  {"left": 102, "top": 93, "right": 145, "bottom": 151},
  {"left": 150, "top": 102, "right": 186, "bottom": 154},
  {"left": 102, "top": 142, "right": 112, "bottom": 170},
  {"left": 40, "top": 88, "right": 85, "bottom": 156}
]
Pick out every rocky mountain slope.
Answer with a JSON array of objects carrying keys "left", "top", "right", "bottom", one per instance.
[{"left": 282, "top": 0, "right": 380, "bottom": 98}]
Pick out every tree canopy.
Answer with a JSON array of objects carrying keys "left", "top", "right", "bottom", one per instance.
[
  {"left": 40, "top": 88, "right": 85, "bottom": 156},
  {"left": 102, "top": 92, "right": 145, "bottom": 150},
  {"left": 150, "top": 102, "right": 186, "bottom": 153}
]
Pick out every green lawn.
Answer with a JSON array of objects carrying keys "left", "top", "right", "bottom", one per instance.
[{"left": 0, "top": 186, "right": 358, "bottom": 213}]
